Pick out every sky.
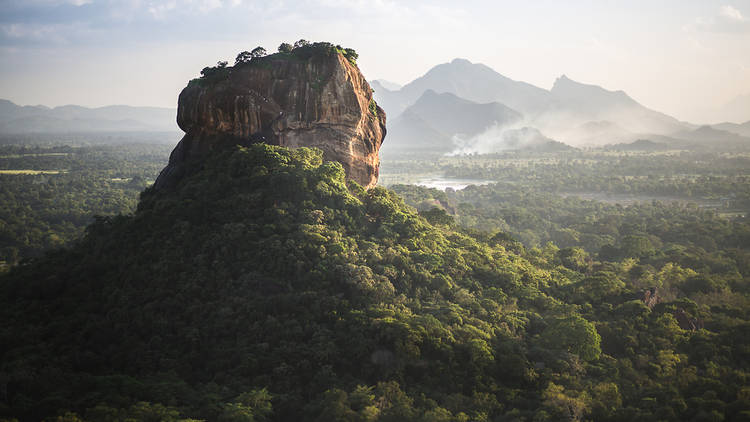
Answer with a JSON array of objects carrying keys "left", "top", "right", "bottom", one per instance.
[{"left": 1, "top": 0, "right": 749, "bottom": 123}]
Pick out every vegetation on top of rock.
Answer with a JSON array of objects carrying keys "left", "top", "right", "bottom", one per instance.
[{"left": 189, "top": 40, "right": 360, "bottom": 88}]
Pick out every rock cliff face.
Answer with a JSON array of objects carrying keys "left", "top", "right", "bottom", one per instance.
[
  {"left": 155, "top": 50, "right": 386, "bottom": 189},
  {"left": 640, "top": 287, "right": 660, "bottom": 309}
]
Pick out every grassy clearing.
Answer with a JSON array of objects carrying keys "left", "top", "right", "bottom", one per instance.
[
  {"left": 0, "top": 153, "right": 71, "bottom": 158},
  {"left": 0, "top": 170, "right": 65, "bottom": 175}
]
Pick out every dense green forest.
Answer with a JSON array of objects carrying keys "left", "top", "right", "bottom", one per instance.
[
  {"left": 0, "top": 143, "right": 172, "bottom": 268},
  {"left": 1, "top": 144, "right": 748, "bottom": 421},
  {"left": 381, "top": 150, "right": 750, "bottom": 205}
]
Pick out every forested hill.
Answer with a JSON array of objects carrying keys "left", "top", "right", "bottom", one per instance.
[{"left": 1, "top": 145, "right": 748, "bottom": 421}]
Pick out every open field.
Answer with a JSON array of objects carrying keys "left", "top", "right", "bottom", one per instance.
[{"left": 0, "top": 169, "right": 64, "bottom": 174}]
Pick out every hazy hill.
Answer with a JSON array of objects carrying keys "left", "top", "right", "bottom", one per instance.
[
  {"left": 714, "top": 120, "right": 750, "bottom": 138},
  {"left": 381, "top": 90, "right": 522, "bottom": 156},
  {"left": 0, "top": 99, "right": 178, "bottom": 133},
  {"left": 549, "top": 75, "right": 637, "bottom": 111},
  {"left": 402, "top": 90, "right": 521, "bottom": 137},
  {"left": 672, "top": 125, "right": 750, "bottom": 147},
  {"left": 370, "top": 79, "right": 402, "bottom": 91},
  {"left": 1, "top": 115, "right": 170, "bottom": 133},
  {"left": 604, "top": 139, "right": 670, "bottom": 151},
  {"left": 545, "top": 75, "right": 687, "bottom": 136},
  {"left": 0, "top": 99, "right": 50, "bottom": 121},
  {"left": 381, "top": 110, "right": 453, "bottom": 155},
  {"left": 558, "top": 120, "right": 634, "bottom": 145}
]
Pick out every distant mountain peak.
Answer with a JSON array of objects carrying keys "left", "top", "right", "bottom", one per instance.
[
  {"left": 551, "top": 74, "right": 582, "bottom": 87},
  {"left": 416, "top": 89, "right": 471, "bottom": 104},
  {"left": 370, "top": 79, "right": 402, "bottom": 92},
  {"left": 450, "top": 58, "right": 473, "bottom": 65},
  {"left": 378, "top": 58, "right": 550, "bottom": 118},
  {"left": 551, "top": 75, "right": 636, "bottom": 106},
  {"left": 552, "top": 74, "right": 589, "bottom": 90}
]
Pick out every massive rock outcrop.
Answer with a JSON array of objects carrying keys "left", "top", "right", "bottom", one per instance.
[{"left": 155, "top": 46, "right": 386, "bottom": 189}]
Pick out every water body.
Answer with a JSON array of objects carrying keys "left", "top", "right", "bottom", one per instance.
[{"left": 416, "top": 176, "right": 494, "bottom": 191}]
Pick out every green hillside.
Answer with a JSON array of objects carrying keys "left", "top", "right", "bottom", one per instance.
[{"left": 1, "top": 145, "right": 748, "bottom": 421}]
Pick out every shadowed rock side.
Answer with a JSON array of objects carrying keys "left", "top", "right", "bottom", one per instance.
[{"left": 155, "top": 51, "right": 386, "bottom": 189}]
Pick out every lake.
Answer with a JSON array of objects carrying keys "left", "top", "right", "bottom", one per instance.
[{"left": 416, "top": 176, "right": 495, "bottom": 191}]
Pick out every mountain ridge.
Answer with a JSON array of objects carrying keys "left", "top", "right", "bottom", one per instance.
[
  {"left": 372, "top": 59, "right": 694, "bottom": 148},
  {"left": 387, "top": 58, "right": 552, "bottom": 118},
  {"left": 0, "top": 99, "right": 178, "bottom": 133},
  {"left": 713, "top": 120, "right": 750, "bottom": 137}
]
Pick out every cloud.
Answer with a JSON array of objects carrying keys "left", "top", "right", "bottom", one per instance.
[
  {"left": 687, "top": 4, "right": 750, "bottom": 33},
  {"left": 194, "top": 0, "right": 223, "bottom": 12},
  {"left": 1, "top": 0, "right": 93, "bottom": 7},
  {"left": 22, "top": 0, "right": 91, "bottom": 5},
  {"left": 146, "top": 0, "right": 243, "bottom": 16},
  {"left": 267, "top": 0, "right": 470, "bottom": 37},
  {"left": 147, "top": 0, "right": 177, "bottom": 18},
  {"left": 719, "top": 5, "right": 746, "bottom": 22},
  {"left": 0, "top": 22, "right": 88, "bottom": 44}
]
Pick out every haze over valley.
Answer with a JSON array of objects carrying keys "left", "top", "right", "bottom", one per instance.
[{"left": 372, "top": 58, "right": 750, "bottom": 156}]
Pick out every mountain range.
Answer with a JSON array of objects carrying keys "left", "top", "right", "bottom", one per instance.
[
  {"left": 0, "top": 99, "right": 178, "bottom": 133},
  {"left": 714, "top": 120, "right": 750, "bottom": 138},
  {"left": 373, "top": 58, "right": 750, "bottom": 154},
  {"left": 374, "top": 58, "right": 552, "bottom": 119},
  {"left": 370, "top": 79, "right": 402, "bottom": 91},
  {"left": 3, "top": 58, "right": 749, "bottom": 152}
]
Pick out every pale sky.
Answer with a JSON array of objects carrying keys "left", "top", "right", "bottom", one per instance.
[{"left": 1, "top": 0, "right": 749, "bottom": 123}]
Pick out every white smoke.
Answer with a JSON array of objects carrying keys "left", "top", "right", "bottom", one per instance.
[{"left": 447, "top": 121, "right": 554, "bottom": 155}]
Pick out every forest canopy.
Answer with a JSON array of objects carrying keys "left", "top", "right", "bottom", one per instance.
[{"left": 1, "top": 144, "right": 748, "bottom": 421}]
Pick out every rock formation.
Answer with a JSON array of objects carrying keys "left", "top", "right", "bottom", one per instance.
[
  {"left": 640, "top": 287, "right": 660, "bottom": 309},
  {"left": 154, "top": 45, "right": 386, "bottom": 189},
  {"left": 673, "top": 309, "right": 704, "bottom": 331}
]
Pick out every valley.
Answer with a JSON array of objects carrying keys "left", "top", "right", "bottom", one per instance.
[{"left": 0, "top": 40, "right": 748, "bottom": 422}]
